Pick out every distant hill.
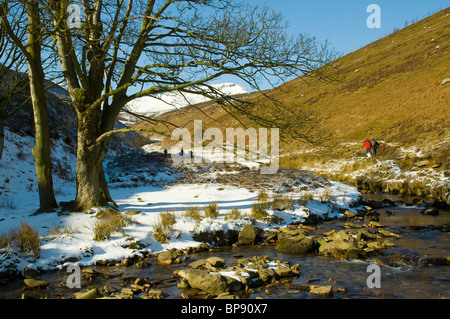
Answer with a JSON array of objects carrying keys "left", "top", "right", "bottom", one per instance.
[
  {"left": 120, "top": 83, "right": 249, "bottom": 123},
  {"left": 268, "top": 7, "right": 450, "bottom": 150},
  {"left": 131, "top": 8, "right": 450, "bottom": 203},
  {"left": 135, "top": 7, "right": 449, "bottom": 152}
]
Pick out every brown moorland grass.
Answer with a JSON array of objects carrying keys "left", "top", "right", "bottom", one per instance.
[{"left": 132, "top": 8, "right": 449, "bottom": 155}]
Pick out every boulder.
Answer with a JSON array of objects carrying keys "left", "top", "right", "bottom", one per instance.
[
  {"left": 343, "top": 210, "right": 356, "bottom": 218},
  {"left": 292, "top": 284, "right": 334, "bottom": 297},
  {"left": 192, "top": 229, "right": 239, "bottom": 245},
  {"left": 21, "top": 266, "right": 39, "bottom": 279},
  {"left": 206, "top": 257, "right": 225, "bottom": 267},
  {"left": 367, "top": 221, "right": 384, "bottom": 228},
  {"left": 319, "top": 240, "right": 355, "bottom": 254},
  {"left": 442, "top": 77, "right": 450, "bottom": 85},
  {"left": 378, "top": 228, "right": 401, "bottom": 238},
  {"left": 344, "top": 222, "right": 362, "bottom": 229},
  {"left": 23, "top": 279, "right": 48, "bottom": 288},
  {"left": 329, "top": 230, "right": 353, "bottom": 242},
  {"left": 74, "top": 288, "right": 102, "bottom": 299},
  {"left": 188, "top": 259, "right": 209, "bottom": 269},
  {"left": 318, "top": 230, "right": 365, "bottom": 258},
  {"left": 275, "top": 235, "right": 319, "bottom": 254},
  {"left": 257, "top": 269, "right": 274, "bottom": 283},
  {"left": 216, "top": 293, "right": 240, "bottom": 299},
  {"left": 364, "top": 210, "right": 380, "bottom": 221},
  {"left": 367, "top": 241, "right": 385, "bottom": 249},
  {"left": 422, "top": 208, "right": 439, "bottom": 216},
  {"left": 237, "top": 225, "right": 256, "bottom": 245},
  {"left": 344, "top": 248, "right": 367, "bottom": 259},
  {"left": 309, "top": 285, "right": 333, "bottom": 297},
  {"left": 177, "top": 269, "right": 242, "bottom": 295},
  {"left": 145, "top": 289, "right": 165, "bottom": 299},
  {"left": 121, "top": 257, "right": 133, "bottom": 266},
  {"left": 157, "top": 249, "right": 179, "bottom": 264},
  {"left": 120, "top": 288, "right": 135, "bottom": 296},
  {"left": 177, "top": 278, "right": 190, "bottom": 289},
  {"left": 419, "top": 256, "right": 450, "bottom": 266},
  {"left": 278, "top": 227, "right": 308, "bottom": 237},
  {"left": 382, "top": 198, "right": 395, "bottom": 206},
  {"left": 135, "top": 261, "right": 149, "bottom": 269},
  {"left": 275, "top": 264, "right": 295, "bottom": 278}
]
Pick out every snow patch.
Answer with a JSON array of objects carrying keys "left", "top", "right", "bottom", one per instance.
[{"left": 121, "top": 83, "right": 248, "bottom": 122}]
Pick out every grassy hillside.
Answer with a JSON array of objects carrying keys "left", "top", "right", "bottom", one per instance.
[
  {"left": 136, "top": 8, "right": 449, "bottom": 149},
  {"left": 270, "top": 7, "right": 450, "bottom": 149},
  {"left": 131, "top": 8, "right": 450, "bottom": 202}
]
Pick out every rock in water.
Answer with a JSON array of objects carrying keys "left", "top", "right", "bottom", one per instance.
[
  {"left": 188, "top": 259, "right": 209, "bottom": 269},
  {"left": 74, "top": 288, "right": 102, "bottom": 299},
  {"left": 275, "top": 235, "right": 319, "bottom": 254},
  {"left": 309, "top": 285, "right": 333, "bottom": 297},
  {"left": 157, "top": 249, "right": 180, "bottom": 264},
  {"left": 177, "top": 269, "right": 241, "bottom": 295},
  {"left": 422, "top": 208, "right": 439, "bottom": 216},
  {"left": 237, "top": 225, "right": 256, "bottom": 245},
  {"left": 23, "top": 279, "right": 48, "bottom": 288},
  {"left": 275, "top": 264, "right": 295, "bottom": 277},
  {"left": 206, "top": 257, "right": 225, "bottom": 267},
  {"left": 21, "top": 266, "right": 39, "bottom": 279}
]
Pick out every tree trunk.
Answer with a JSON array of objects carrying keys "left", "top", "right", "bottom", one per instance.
[
  {"left": 51, "top": 2, "right": 113, "bottom": 212},
  {"left": 27, "top": 62, "right": 57, "bottom": 210},
  {"left": 73, "top": 104, "right": 113, "bottom": 211},
  {"left": 0, "top": 115, "right": 4, "bottom": 160},
  {"left": 27, "top": 2, "right": 57, "bottom": 211}
]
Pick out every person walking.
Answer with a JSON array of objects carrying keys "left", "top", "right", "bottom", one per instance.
[
  {"left": 363, "top": 139, "right": 371, "bottom": 158},
  {"left": 371, "top": 138, "right": 380, "bottom": 157}
]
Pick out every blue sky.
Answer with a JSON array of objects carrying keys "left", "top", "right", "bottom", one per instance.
[
  {"left": 216, "top": 0, "right": 450, "bottom": 89},
  {"left": 251, "top": 0, "right": 449, "bottom": 54}
]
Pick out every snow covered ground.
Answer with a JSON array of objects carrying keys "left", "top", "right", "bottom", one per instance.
[
  {"left": 1, "top": 181, "right": 360, "bottom": 275},
  {"left": 0, "top": 127, "right": 363, "bottom": 276},
  {"left": 282, "top": 138, "right": 450, "bottom": 204},
  {"left": 291, "top": 148, "right": 449, "bottom": 202}
]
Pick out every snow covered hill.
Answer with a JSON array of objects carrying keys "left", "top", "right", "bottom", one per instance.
[{"left": 121, "top": 83, "right": 249, "bottom": 122}]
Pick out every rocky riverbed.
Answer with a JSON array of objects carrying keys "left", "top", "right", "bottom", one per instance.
[{"left": 1, "top": 195, "right": 448, "bottom": 299}]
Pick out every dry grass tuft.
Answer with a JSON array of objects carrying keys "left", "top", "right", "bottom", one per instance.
[
  {"left": 271, "top": 194, "right": 294, "bottom": 211},
  {"left": 204, "top": 201, "right": 220, "bottom": 218},
  {"left": 251, "top": 202, "right": 269, "bottom": 220},
  {"left": 184, "top": 206, "right": 202, "bottom": 223},
  {"left": 225, "top": 207, "right": 242, "bottom": 220},
  {"left": 153, "top": 210, "right": 177, "bottom": 244},
  {"left": 93, "top": 211, "right": 133, "bottom": 241},
  {"left": 0, "top": 222, "right": 40, "bottom": 258},
  {"left": 298, "top": 191, "right": 314, "bottom": 206}
]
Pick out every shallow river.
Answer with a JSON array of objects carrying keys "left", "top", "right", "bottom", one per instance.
[{"left": 0, "top": 194, "right": 449, "bottom": 299}]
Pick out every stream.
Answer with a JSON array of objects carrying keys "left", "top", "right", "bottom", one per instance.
[{"left": 0, "top": 194, "right": 448, "bottom": 299}]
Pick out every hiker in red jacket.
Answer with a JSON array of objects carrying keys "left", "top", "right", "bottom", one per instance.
[{"left": 363, "top": 139, "right": 371, "bottom": 158}]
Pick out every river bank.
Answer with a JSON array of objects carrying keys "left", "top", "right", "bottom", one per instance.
[
  {"left": 280, "top": 141, "right": 450, "bottom": 205},
  {"left": 0, "top": 193, "right": 448, "bottom": 299}
]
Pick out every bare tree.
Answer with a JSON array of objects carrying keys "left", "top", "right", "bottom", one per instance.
[
  {"left": 47, "top": 0, "right": 336, "bottom": 211},
  {"left": 0, "top": 0, "right": 58, "bottom": 211}
]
